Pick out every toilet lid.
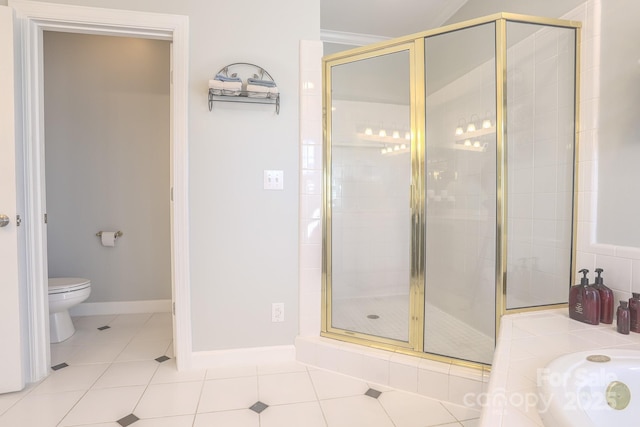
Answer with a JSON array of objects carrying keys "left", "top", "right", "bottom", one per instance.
[{"left": 48, "top": 277, "right": 91, "bottom": 294}]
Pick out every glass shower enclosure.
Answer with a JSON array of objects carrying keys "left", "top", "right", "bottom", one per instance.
[{"left": 322, "top": 14, "right": 580, "bottom": 366}]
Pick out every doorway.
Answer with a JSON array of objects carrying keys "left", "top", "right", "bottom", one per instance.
[
  {"left": 43, "top": 31, "right": 172, "bottom": 348},
  {"left": 11, "top": 1, "right": 191, "bottom": 383}
]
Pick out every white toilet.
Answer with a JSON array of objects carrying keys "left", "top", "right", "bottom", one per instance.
[{"left": 48, "top": 277, "right": 92, "bottom": 343}]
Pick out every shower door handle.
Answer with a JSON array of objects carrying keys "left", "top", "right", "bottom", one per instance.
[{"left": 0, "top": 214, "right": 9, "bottom": 227}]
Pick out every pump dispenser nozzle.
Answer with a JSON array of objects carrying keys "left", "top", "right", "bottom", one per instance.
[
  {"left": 579, "top": 269, "right": 589, "bottom": 285},
  {"left": 595, "top": 268, "right": 604, "bottom": 284}
]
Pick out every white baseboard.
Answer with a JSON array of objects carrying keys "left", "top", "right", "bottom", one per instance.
[
  {"left": 189, "top": 345, "right": 296, "bottom": 370},
  {"left": 69, "top": 299, "right": 172, "bottom": 316}
]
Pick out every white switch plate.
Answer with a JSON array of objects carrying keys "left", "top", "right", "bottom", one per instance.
[
  {"left": 272, "top": 303, "right": 284, "bottom": 322},
  {"left": 264, "top": 170, "right": 284, "bottom": 190}
]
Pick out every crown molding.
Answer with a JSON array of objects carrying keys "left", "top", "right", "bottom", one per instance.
[{"left": 320, "top": 29, "right": 390, "bottom": 46}]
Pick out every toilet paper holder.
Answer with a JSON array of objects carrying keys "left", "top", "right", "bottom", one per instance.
[{"left": 96, "top": 231, "right": 123, "bottom": 239}]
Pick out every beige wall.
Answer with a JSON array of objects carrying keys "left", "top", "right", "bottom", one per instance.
[{"left": 43, "top": 32, "right": 171, "bottom": 303}]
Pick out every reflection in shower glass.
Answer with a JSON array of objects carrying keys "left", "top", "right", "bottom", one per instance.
[
  {"left": 424, "top": 24, "right": 496, "bottom": 364},
  {"left": 505, "top": 23, "right": 576, "bottom": 309},
  {"left": 330, "top": 50, "right": 412, "bottom": 342}
]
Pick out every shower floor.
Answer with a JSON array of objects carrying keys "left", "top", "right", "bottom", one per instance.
[{"left": 332, "top": 295, "right": 494, "bottom": 364}]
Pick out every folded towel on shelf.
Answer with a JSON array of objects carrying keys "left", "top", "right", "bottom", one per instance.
[
  {"left": 222, "top": 81, "right": 242, "bottom": 96},
  {"left": 214, "top": 73, "right": 242, "bottom": 83},
  {"left": 247, "top": 77, "right": 277, "bottom": 88},
  {"left": 209, "top": 79, "right": 242, "bottom": 96},
  {"left": 246, "top": 83, "right": 279, "bottom": 98},
  {"left": 209, "top": 79, "right": 224, "bottom": 90}
]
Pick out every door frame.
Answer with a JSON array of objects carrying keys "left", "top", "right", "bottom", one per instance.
[{"left": 10, "top": 0, "right": 192, "bottom": 381}]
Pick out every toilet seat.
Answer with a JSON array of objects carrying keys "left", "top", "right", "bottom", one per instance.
[{"left": 48, "top": 277, "right": 91, "bottom": 295}]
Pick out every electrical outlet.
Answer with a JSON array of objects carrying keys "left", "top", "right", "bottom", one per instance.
[{"left": 272, "top": 303, "right": 284, "bottom": 322}]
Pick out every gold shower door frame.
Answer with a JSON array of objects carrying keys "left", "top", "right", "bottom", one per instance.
[{"left": 322, "top": 13, "right": 582, "bottom": 368}]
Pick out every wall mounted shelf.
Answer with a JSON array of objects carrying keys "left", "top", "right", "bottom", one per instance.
[{"left": 208, "top": 62, "right": 280, "bottom": 114}]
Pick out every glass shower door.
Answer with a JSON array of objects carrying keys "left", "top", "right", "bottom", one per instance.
[
  {"left": 326, "top": 45, "right": 414, "bottom": 345},
  {"left": 423, "top": 23, "right": 497, "bottom": 365}
]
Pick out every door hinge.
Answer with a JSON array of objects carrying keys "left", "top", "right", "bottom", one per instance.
[
  {"left": 44, "top": 213, "right": 48, "bottom": 224},
  {"left": 170, "top": 187, "right": 174, "bottom": 202},
  {"left": 172, "top": 302, "right": 175, "bottom": 315},
  {"left": 16, "top": 215, "right": 22, "bottom": 227}
]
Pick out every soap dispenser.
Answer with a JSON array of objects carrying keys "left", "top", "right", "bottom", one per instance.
[
  {"left": 569, "top": 269, "right": 600, "bottom": 325},
  {"left": 593, "top": 268, "right": 614, "bottom": 324},
  {"left": 629, "top": 293, "right": 640, "bottom": 333},
  {"left": 617, "top": 301, "right": 630, "bottom": 335}
]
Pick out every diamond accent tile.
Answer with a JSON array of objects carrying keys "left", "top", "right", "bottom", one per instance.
[
  {"left": 117, "top": 413, "right": 139, "bottom": 426},
  {"left": 51, "top": 362, "right": 69, "bottom": 371},
  {"left": 365, "top": 388, "right": 382, "bottom": 399},
  {"left": 249, "top": 401, "right": 269, "bottom": 414},
  {"left": 155, "top": 355, "right": 170, "bottom": 363},
  {"left": 97, "top": 325, "right": 111, "bottom": 331}
]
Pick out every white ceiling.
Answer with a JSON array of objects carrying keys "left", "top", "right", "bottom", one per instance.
[
  {"left": 321, "top": 0, "right": 585, "bottom": 40},
  {"left": 320, "top": 0, "right": 469, "bottom": 38}
]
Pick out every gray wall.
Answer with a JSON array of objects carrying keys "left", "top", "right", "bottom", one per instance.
[
  {"left": 43, "top": 32, "right": 171, "bottom": 303},
  {"left": 24, "top": 0, "right": 319, "bottom": 352}
]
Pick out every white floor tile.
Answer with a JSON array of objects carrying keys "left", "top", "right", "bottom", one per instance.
[
  {"left": 151, "top": 359, "right": 206, "bottom": 384},
  {"left": 206, "top": 364, "right": 257, "bottom": 380},
  {"left": 378, "top": 390, "right": 457, "bottom": 427},
  {"left": 193, "top": 409, "right": 259, "bottom": 427},
  {"left": 92, "top": 360, "right": 159, "bottom": 389},
  {"left": 108, "top": 313, "right": 153, "bottom": 328},
  {"left": 320, "top": 395, "right": 394, "bottom": 427},
  {"left": 72, "top": 315, "right": 117, "bottom": 330},
  {"left": 462, "top": 418, "right": 480, "bottom": 427},
  {"left": 2, "top": 312, "right": 476, "bottom": 427},
  {"left": 261, "top": 401, "right": 327, "bottom": 427},
  {"left": 0, "top": 397, "right": 18, "bottom": 416},
  {"left": 135, "top": 414, "right": 195, "bottom": 426},
  {"left": 68, "top": 423, "right": 119, "bottom": 427},
  {"left": 198, "top": 376, "right": 258, "bottom": 413},
  {"left": 442, "top": 401, "right": 482, "bottom": 422},
  {"left": 116, "top": 339, "right": 172, "bottom": 362},
  {"left": 166, "top": 342, "right": 176, "bottom": 358},
  {"left": 134, "top": 381, "right": 203, "bottom": 418},
  {"left": 0, "top": 390, "right": 84, "bottom": 427},
  {"left": 257, "top": 361, "right": 308, "bottom": 375},
  {"left": 50, "top": 343, "right": 82, "bottom": 366},
  {"left": 309, "top": 369, "right": 369, "bottom": 400},
  {"left": 60, "top": 386, "right": 145, "bottom": 426},
  {"left": 66, "top": 342, "right": 128, "bottom": 364},
  {"left": 33, "top": 363, "right": 109, "bottom": 394},
  {"left": 259, "top": 372, "right": 317, "bottom": 405},
  {"left": 87, "top": 327, "right": 139, "bottom": 345}
]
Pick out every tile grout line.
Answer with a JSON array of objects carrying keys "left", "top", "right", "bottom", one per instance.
[
  {"left": 55, "top": 313, "right": 139, "bottom": 426},
  {"left": 304, "top": 365, "right": 329, "bottom": 427}
]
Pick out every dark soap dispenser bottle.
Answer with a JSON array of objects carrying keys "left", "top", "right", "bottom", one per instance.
[
  {"left": 617, "top": 301, "right": 630, "bottom": 334},
  {"left": 593, "top": 268, "right": 614, "bottom": 324},
  {"left": 629, "top": 293, "right": 640, "bottom": 333},
  {"left": 569, "top": 269, "right": 601, "bottom": 325}
]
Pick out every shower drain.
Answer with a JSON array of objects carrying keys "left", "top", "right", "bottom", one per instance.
[{"left": 367, "top": 314, "right": 380, "bottom": 319}]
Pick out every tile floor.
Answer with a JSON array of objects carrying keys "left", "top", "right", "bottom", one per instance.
[{"left": 0, "top": 313, "right": 481, "bottom": 426}]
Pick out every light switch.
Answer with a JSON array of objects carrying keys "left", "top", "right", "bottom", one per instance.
[{"left": 264, "top": 170, "right": 284, "bottom": 190}]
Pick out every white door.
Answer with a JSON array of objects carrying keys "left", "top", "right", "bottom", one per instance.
[{"left": 0, "top": 5, "right": 25, "bottom": 394}]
